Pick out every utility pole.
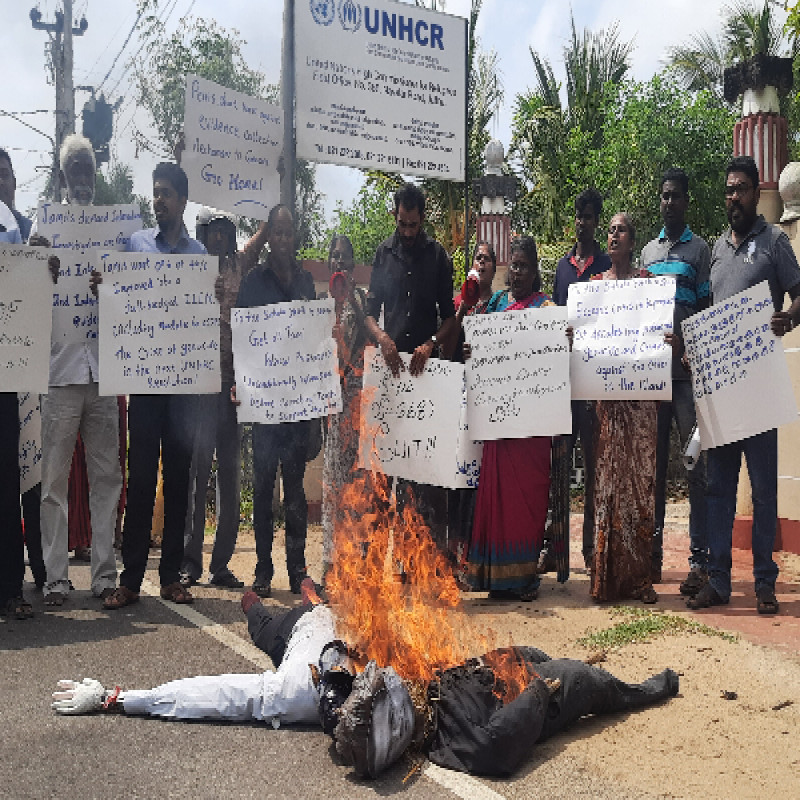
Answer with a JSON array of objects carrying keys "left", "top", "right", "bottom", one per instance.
[{"left": 31, "top": 1, "right": 88, "bottom": 200}]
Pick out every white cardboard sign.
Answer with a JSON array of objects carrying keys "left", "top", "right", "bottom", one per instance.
[
  {"left": 232, "top": 298, "right": 342, "bottom": 423},
  {"left": 0, "top": 244, "right": 56, "bottom": 393},
  {"left": 37, "top": 202, "right": 142, "bottom": 346},
  {"left": 681, "top": 280, "right": 798, "bottom": 449},
  {"left": 295, "top": 0, "right": 466, "bottom": 180},
  {"left": 97, "top": 251, "right": 220, "bottom": 395},
  {"left": 568, "top": 277, "right": 675, "bottom": 400},
  {"left": 463, "top": 306, "right": 572, "bottom": 440},
  {"left": 359, "top": 347, "right": 480, "bottom": 489},
  {"left": 183, "top": 74, "right": 282, "bottom": 220}
]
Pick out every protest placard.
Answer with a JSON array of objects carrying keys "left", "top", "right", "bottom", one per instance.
[
  {"left": 359, "top": 347, "right": 477, "bottom": 488},
  {"left": 454, "top": 369, "right": 483, "bottom": 489},
  {"left": 295, "top": 0, "right": 466, "bottom": 180},
  {"left": 97, "top": 251, "right": 220, "bottom": 395},
  {"left": 232, "top": 298, "right": 342, "bottom": 423},
  {"left": 37, "top": 202, "right": 142, "bottom": 347},
  {"left": 463, "top": 306, "right": 572, "bottom": 440},
  {"left": 18, "top": 392, "right": 42, "bottom": 494},
  {"left": 0, "top": 244, "right": 56, "bottom": 392},
  {"left": 183, "top": 74, "right": 282, "bottom": 219},
  {"left": 681, "top": 280, "right": 798, "bottom": 449},
  {"left": 568, "top": 276, "right": 674, "bottom": 400}
]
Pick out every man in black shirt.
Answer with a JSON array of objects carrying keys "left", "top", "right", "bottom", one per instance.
[
  {"left": 236, "top": 205, "right": 316, "bottom": 597},
  {"left": 364, "top": 183, "right": 457, "bottom": 549}
]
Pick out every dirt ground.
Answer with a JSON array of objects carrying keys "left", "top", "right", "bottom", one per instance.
[{"left": 195, "top": 501, "right": 800, "bottom": 799}]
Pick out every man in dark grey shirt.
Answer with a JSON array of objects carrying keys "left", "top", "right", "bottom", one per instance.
[
  {"left": 688, "top": 156, "right": 800, "bottom": 615},
  {"left": 640, "top": 168, "right": 710, "bottom": 595}
]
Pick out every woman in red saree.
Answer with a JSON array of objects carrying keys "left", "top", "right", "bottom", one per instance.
[{"left": 465, "top": 236, "right": 554, "bottom": 601}]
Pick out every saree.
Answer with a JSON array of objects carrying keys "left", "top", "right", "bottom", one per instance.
[{"left": 466, "top": 291, "right": 553, "bottom": 595}]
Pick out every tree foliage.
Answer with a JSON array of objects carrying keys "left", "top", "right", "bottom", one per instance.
[
  {"left": 587, "top": 76, "right": 736, "bottom": 246},
  {"left": 94, "top": 162, "right": 154, "bottom": 227}
]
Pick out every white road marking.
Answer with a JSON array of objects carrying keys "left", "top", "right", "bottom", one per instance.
[
  {"left": 143, "top": 579, "right": 505, "bottom": 799},
  {"left": 140, "top": 578, "right": 272, "bottom": 670}
]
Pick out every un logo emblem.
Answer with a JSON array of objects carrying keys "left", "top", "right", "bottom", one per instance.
[
  {"left": 339, "top": 0, "right": 361, "bottom": 32},
  {"left": 310, "top": 0, "right": 336, "bottom": 26}
]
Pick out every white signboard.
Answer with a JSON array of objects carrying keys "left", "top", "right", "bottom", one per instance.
[
  {"left": 0, "top": 244, "right": 56, "bottom": 392},
  {"left": 359, "top": 347, "right": 477, "bottom": 488},
  {"left": 296, "top": 0, "right": 466, "bottom": 180},
  {"left": 18, "top": 392, "right": 42, "bottom": 494},
  {"left": 682, "top": 281, "right": 798, "bottom": 449},
  {"left": 183, "top": 74, "right": 283, "bottom": 220},
  {"left": 97, "top": 251, "right": 220, "bottom": 395},
  {"left": 568, "top": 277, "right": 675, "bottom": 400},
  {"left": 463, "top": 306, "right": 572, "bottom": 440},
  {"left": 232, "top": 298, "right": 342, "bottom": 423},
  {"left": 37, "top": 202, "right": 142, "bottom": 346}
]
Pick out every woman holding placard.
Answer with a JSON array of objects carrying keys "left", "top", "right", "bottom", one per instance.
[
  {"left": 589, "top": 213, "right": 659, "bottom": 604},
  {"left": 463, "top": 236, "right": 552, "bottom": 601},
  {"left": 321, "top": 235, "right": 368, "bottom": 586}
]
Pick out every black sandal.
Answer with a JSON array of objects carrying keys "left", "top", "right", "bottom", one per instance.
[
  {"left": 756, "top": 585, "right": 779, "bottom": 615},
  {"left": 3, "top": 596, "right": 34, "bottom": 619}
]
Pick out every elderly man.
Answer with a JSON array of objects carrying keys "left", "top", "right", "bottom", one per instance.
[
  {"left": 102, "top": 163, "right": 207, "bottom": 610},
  {"left": 40, "top": 134, "right": 123, "bottom": 607},
  {"left": 364, "top": 183, "right": 457, "bottom": 551},
  {"left": 640, "top": 168, "right": 711, "bottom": 594},
  {"left": 688, "top": 156, "right": 800, "bottom": 614}
]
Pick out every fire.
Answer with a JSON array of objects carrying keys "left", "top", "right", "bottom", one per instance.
[{"left": 325, "top": 333, "right": 536, "bottom": 699}]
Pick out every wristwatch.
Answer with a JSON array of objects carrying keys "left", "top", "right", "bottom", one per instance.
[{"left": 429, "top": 335, "right": 438, "bottom": 348}]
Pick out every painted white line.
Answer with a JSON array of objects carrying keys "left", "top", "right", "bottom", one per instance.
[
  {"left": 424, "top": 763, "right": 507, "bottom": 800},
  {"left": 142, "top": 579, "right": 503, "bottom": 799},
  {"left": 140, "top": 578, "right": 272, "bottom": 670}
]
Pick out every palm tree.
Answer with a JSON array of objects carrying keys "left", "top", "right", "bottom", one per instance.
[
  {"left": 510, "top": 13, "right": 633, "bottom": 240},
  {"left": 666, "top": 1, "right": 788, "bottom": 105}
]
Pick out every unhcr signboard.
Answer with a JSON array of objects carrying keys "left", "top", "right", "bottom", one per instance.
[{"left": 295, "top": 0, "right": 467, "bottom": 180}]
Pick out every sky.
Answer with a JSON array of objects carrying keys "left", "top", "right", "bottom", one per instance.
[{"left": 0, "top": 0, "right": 783, "bottom": 226}]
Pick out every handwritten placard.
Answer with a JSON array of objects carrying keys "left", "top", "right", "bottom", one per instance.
[
  {"left": 183, "top": 74, "right": 282, "bottom": 219},
  {"left": 37, "top": 202, "right": 142, "bottom": 346},
  {"left": 463, "top": 306, "right": 572, "bottom": 440},
  {"left": 358, "top": 347, "right": 476, "bottom": 489},
  {"left": 568, "top": 277, "right": 674, "bottom": 400},
  {"left": 232, "top": 298, "right": 342, "bottom": 423},
  {"left": 0, "top": 244, "right": 56, "bottom": 392},
  {"left": 18, "top": 392, "right": 42, "bottom": 493},
  {"left": 97, "top": 252, "right": 220, "bottom": 395},
  {"left": 682, "top": 280, "right": 798, "bottom": 449}
]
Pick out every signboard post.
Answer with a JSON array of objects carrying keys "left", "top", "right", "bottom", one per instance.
[{"left": 295, "top": 0, "right": 467, "bottom": 180}]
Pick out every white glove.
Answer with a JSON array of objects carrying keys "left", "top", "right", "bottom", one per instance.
[{"left": 52, "top": 678, "right": 106, "bottom": 715}]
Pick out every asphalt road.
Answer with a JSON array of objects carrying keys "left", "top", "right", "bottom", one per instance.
[{"left": 1, "top": 549, "right": 657, "bottom": 800}]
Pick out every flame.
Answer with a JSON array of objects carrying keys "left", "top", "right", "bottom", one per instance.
[{"left": 326, "top": 321, "right": 536, "bottom": 699}]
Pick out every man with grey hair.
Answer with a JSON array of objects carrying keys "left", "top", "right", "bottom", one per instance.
[{"left": 39, "top": 133, "right": 122, "bottom": 607}]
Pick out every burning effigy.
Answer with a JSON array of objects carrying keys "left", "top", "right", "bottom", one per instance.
[{"left": 50, "top": 470, "right": 678, "bottom": 780}]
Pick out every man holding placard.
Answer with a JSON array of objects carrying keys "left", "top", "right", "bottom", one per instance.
[
  {"left": 640, "top": 168, "right": 711, "bottom": 594},
  {"left": 364, "top": 183, "right": 457, "bottom": 550},
  {"left": 688, "top": 156, "right": 800, "bottom": 615},
  {"left": 103, "top": 163, "right": 207, "bottom": 610},
  {"left": 39, "top": 135, "right": 124, "bottom": 608},
  {"left": 234, "top": 204, "right": 316, "bottom": 598}
]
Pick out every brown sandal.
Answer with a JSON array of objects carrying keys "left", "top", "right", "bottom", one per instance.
[
  {"left": 103, "top": 586, "right": 140, "bottom": 610},
  {"left": 160, "top": 582, "right": 193, "bottom": 604}
]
